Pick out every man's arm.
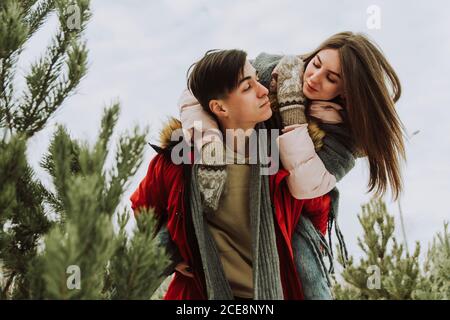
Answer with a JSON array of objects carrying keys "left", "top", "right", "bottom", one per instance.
[
  {"left": 130, "top": 155, "right": 183, "bottom": 277},
  {"left": 156, "top": 224, "right": 184, "bottom": 277}
]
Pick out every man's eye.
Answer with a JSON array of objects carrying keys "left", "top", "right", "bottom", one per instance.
[{"left": 244, "top": 84, "right": 251, "bottom": 91}]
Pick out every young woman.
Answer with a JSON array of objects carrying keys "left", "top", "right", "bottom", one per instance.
[{"left": 179, "top": 31, "right": 406, "bottom": 299}]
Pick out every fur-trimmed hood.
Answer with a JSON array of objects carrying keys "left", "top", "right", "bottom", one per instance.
[{"left": 154, "top": 117, "right": 183, "bottom": 151}]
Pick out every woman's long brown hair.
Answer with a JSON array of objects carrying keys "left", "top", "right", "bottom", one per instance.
[{"left": 303, "top": 32, "right": 406, "bottom": 199}]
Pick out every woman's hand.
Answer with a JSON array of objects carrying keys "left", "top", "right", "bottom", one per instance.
[
  {"left": 275, "top": 55, "right": 307, "bottom": 127},
  {"left": 175, "top": 261, "right": 194, "bottom": 278}
]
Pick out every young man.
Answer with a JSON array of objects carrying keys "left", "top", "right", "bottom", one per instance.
[{"left": 130, "top": 49, "right": 331, "bottom": 300}]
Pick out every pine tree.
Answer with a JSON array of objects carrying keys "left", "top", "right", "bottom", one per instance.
[
  {"left": 1, "top": 0, "right": 168, "bottom": 299},
  {"left": 412, "top": 223, "right": 450, "bottom": 299},
  {"left": 332, "top": 199, "right": 449, "bottom": 300}
]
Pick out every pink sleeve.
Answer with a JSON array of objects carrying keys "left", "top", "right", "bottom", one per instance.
[
  {"left": 277, "top": 124, "right": 336, "bottom": 199},
  {"left": 178, "top": 88, "right": 221, "bottom": 149}
]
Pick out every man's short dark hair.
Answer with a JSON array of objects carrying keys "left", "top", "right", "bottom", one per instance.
[{"left": 187, "top": 49, "right": 247, "bottom": 117}]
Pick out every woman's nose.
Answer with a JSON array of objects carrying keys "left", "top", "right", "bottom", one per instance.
[{"left": 309, "top": 72, "right": 320, "bottom": 84}]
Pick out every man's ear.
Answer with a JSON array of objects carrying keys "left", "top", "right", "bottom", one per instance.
[{"left": 209, "top": 99, "right": 227, "bottom": 118}]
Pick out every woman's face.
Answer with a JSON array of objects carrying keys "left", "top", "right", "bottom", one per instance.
[{"left": 302, "top": 48, "right": 344, "bottom": 101}]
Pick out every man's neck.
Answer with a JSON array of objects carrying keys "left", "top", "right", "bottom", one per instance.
[{"left": 219, "top": 121, "right": 256, "bottom": 157}]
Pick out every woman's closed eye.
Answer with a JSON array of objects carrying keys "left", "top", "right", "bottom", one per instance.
[
  {"left": 327, "top": 77, "right": 337, "bottom": 84},
  {"left": 313, "top": 60, "right": 337, "bottom": 84}
]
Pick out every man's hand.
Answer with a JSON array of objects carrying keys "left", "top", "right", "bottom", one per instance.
[{"left": 175, "top": 261, "right": 194, "bottom": 278}]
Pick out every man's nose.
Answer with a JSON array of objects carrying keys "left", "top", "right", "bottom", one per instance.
[{"left": 256, "top": 82, "right": 269, "bottom": 97}]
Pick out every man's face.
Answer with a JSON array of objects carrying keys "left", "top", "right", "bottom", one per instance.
[{"left": 215, "top": 60, "right": 272, "bottom": 130}]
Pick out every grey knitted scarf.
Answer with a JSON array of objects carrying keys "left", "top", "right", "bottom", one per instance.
[{"left": 189, "top": 124, "right": 284, "bottom": 300}]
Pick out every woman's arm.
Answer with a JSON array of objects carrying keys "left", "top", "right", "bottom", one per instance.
[
  {"left": 316, "top": 123, "right": 356, "bottom": 182},
  {"left": 277, "top": 121, "right": 355, "bottom": 198},
  {"left": 277, "top": 124, "right": 337, "bottom": 199},
  {"left": 178, "top": 88, "right": 222, "bottom": 151}
]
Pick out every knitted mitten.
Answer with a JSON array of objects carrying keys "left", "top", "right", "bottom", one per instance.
[
  {"left": 196, "top": 140, "right": 227, "bottom": 213},
  {"left": 275, "top": 55, "right": 307, "bottom": 127}
]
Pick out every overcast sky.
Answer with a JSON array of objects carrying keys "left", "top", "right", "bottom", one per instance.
[{"left": 23, "top": 0, "right": 450, "bottom": 261}]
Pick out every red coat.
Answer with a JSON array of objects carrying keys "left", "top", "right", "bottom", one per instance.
[{"left": 131, "top": 150, "right": 330, "bottom": 300}]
